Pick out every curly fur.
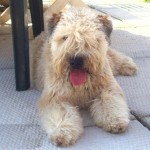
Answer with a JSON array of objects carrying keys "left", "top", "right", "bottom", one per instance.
[{"left": 30, "top": 7, "right": 137, "bottom": 146}]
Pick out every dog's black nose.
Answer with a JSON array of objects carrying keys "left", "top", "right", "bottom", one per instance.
[{"left": 70, "top": 57, "right": 84, "bottom": 69}]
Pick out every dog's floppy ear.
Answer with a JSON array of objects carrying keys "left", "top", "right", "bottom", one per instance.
[
  {"left": 45, "top": 13, "right": 62, "bottom": 36},
  {"left": 98, "top": 15, "right": 113, "bottom": 45}
]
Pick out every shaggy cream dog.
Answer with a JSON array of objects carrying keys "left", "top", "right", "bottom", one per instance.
[{"left": 30, "top": 7, "right": 137, "bottom": 146}]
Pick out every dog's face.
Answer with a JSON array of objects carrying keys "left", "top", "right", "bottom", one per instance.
[{"left": 46, "top": 8, "right": 112, "bottom": 87}]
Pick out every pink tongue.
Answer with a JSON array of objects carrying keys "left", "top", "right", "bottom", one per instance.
[{"left": 70, "top": 69, "right": 87, "bottom": 86}]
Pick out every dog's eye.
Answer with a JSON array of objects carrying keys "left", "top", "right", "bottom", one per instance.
[{"left": 62, "top": 36, "right": 68, "bottom": 41}]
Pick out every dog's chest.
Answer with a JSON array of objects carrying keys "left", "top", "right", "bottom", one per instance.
[{"left": 69, "top": 85, "right": 102, "bottom": 108}]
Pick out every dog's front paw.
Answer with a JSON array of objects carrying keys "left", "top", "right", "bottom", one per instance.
[
  {"left": 39, "top": 102, "right": 84, "bottom": 147},
  {"left": 50, "top": 128, "right": 82, "bottom": 147},
  {"left": 102, "top": 119, "right": 129, "bottom": 133}
]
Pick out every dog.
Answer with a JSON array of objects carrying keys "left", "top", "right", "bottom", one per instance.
[{"left": 30, "top": 7, "right": 137, "bottom": 146}]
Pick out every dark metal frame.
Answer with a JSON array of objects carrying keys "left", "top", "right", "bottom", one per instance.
[
  {"left": 9, "top": 0, "right": 44, "bottom": 91},
  {"left": 28, "top": 0, "right": 44, "bottom": 37}
]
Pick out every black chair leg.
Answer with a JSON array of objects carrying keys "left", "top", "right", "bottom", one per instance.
[
  {"left": 10, "top": 0, "right": 30, "bottom": 91},
  {"left": 28, "top": 0, "right": 44, "bottom": 37}
]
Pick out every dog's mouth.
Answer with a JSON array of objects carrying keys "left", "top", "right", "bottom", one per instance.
[{"left": 69, "top": 69, "right": 87, "bottom": 86}]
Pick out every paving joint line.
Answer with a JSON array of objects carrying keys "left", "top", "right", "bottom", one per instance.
[
  {"left": 84, "top": 125, "right": 95, "bottom": 128},
  {"left": 131, "top": 110, "right": 150, "bottom": 131},
  {"left": 132, "top": 56, "right": 150, "bottom": 59},
  {"left": 0, "top": 67, "right": 14, "bottom": 71}
]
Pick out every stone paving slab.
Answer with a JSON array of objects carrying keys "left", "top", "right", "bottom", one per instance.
[
  {"left": 38, "top": 120, "right": 150, "bottom": 150},
  {"left": 94, "top": 4, "right": 150, "bottom": 23},
  {"left": 84, "top": 0, "right": 148, "bottom": 5},
  {"left": 111, "top": 28, "right": 150, "bottom": 58},
  {"left": 91, "top": 3, "right": 150, "bottom": 29},
  {"left": 0, "top": 124, "right": 44, "bottom": 149},
  {"left": 1, "top": 121, "right": 149, "bottom": 150},
  {"left": 0, "top": 69, "right": 40, "bottom": 124},
  {"left": 116, "top": 57, "right": 150, "bottom": 117}
]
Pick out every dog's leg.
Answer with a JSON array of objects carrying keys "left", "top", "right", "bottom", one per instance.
[
  {"left": 108, "top": 48, "right": 137, "bottom": 76},
  {"left": 90, "top": 80, "right": 129, "bottom": 133},
  {"left": 38, "top": 93, "right": 83, "bottom": 146}
]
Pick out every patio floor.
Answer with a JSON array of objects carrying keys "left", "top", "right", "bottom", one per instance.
[{"left": 0, "top": 0, "right": 150, "bottom": 149}]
